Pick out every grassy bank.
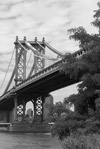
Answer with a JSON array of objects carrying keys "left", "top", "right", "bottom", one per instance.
[{"left": 60, "top": 134, "right": 100, "bottom": 149}]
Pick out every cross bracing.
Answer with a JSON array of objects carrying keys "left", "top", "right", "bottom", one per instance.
[{"left": 2, "top": 36, "right": 64, "bottom": 94}]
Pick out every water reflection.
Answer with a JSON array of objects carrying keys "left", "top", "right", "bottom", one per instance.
[{"left": 0, "top": 133, "right": 61, "bottom": 149}]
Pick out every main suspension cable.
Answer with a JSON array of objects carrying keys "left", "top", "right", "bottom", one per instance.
[
  {"left": 0, "top": 49, "right": 15, "bottom": 89},
  {"left": 26, "top": 51, "right": 32, "bottom": 68}
]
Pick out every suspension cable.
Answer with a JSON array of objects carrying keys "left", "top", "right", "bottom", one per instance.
[
  {"left": 25, "top": 41, "right": 60, "bottom": 61},
  {"left": 26, "top": 51, "right": 32, "bottom": 68},
  {"left": 0, "top": 49, "right": 15, "bottom": 89}
]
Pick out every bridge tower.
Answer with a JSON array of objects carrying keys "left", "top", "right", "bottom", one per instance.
[
  {"left": 14, "top": 36, "right": 46, "bottom": 122},
  {"left": 34, "top": 37, "right": 45, "bottom": 73},
  {"left": 15, "top": 36, "right": 27, "bottom": 85}
]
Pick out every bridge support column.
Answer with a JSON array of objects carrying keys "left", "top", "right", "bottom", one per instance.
[
  {"left": 43, "top": 94, "right": 53, "bottom": 122},
  {"left": 34, "top": 96, "right": 45, "bottom": 123},
  {"left": 17, "top": 102, "right": 26, "bottom": 122},
  {"left": 22, "top": 100, "right": 26, "bottom": 121},
  {"left": 14, "top": 95, "right": 18, "bottom": 121},
  {"left": 13, "top": 95, "right": 26, "bottom": 122}
]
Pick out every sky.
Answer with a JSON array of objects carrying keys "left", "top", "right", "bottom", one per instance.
[{"left": 0, "top": 0, "right": 99, "bottom": 104}]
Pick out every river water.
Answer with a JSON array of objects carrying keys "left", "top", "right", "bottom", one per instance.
[{"left": 0, "top": 132, "right": 61, "bottom": 149}]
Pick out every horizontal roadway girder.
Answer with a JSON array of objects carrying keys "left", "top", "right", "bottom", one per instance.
[{"left": 0, "top": 67, "right": 79, "bottom": 109}]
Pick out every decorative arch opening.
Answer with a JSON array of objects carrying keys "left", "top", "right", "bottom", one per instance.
[{"left": 25, "top": 101, "right": 34, "bottom": 122}]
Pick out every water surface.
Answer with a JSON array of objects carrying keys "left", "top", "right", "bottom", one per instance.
[{"left": 0, "top": 132, "right": 61, "bottom": 149}]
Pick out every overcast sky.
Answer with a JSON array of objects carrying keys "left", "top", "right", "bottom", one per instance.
[{"left": 0, "top": 0, "right": 99, "bottom": 103}]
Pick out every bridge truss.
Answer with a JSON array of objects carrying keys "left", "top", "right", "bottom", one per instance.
[{"left": 4, "top": 36, "right": 63, "bottom": 94}]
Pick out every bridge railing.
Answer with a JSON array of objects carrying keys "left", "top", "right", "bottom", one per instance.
[{"left": 16, "top": 46, "right": 91, "bottom": 89}]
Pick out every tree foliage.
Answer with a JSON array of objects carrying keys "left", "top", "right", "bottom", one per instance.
[
  {"left": 61, "top": 2, "right": 100, "bottom": 115},
  {"left": 52, "top": 2, "right": 100, "bottom": 141},
  {"left": 45, "top": 101, "right": 70, "bottom": 122},
  {"left": 92, "top": 2, "right": 100, "bottom": 31}
]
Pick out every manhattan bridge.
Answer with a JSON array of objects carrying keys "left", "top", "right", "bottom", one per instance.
[{"left": 0, "top": 36, "right": 88, "bottom": 132}]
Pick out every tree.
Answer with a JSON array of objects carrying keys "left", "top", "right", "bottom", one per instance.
[
  {"left": 54, "top": 101, "right": 70, "bottom": 117},
  {"left": 63, "top": 97, "right": 73, "bottom": 110},
  {"left": 60, "top": 2, "right": 100, "bottom": 116},
  {"left": 45, "top": 101, "right": 70, "bottom": 122},
  {"left": 52, "top": 2, "right": 100, "bottom": 141}
]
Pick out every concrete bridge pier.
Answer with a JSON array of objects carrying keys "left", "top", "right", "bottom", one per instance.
[
  {"left": 13, "top": 94, "right": 45, "bottom": 123},
  {"left": 33, "top": 94, "right": 53, "bottom": 123},
  {"left": 8, "top": 94, "right": 53, "bottom": 132}
]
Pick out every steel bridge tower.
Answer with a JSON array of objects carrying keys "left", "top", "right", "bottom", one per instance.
[
  {"left": 14, "top": 36, "right": 46, "bottom": 122},
  {"left": 14, "top": 36, "right": 45, "bottom": 85}
]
